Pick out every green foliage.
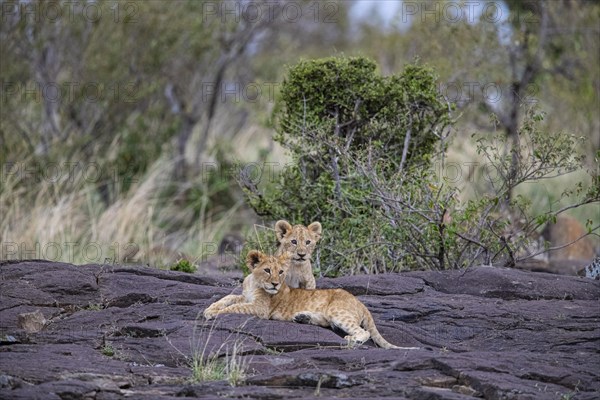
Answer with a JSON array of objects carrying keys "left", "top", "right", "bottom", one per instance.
[
  {"left": 187, "top": 325, "right": 249, "bottom": 387},
  {"left": 3, "top": 0, "right": 597, "bottom": 272},
  {"left": 108, "top": 118, "right": 178, "bottom": 194},
  {"left": 101, "top": 344, "right": 115, "bottom": 357},
  {"left": 275, "top": 56, "right": 450, "bottom": 174},
  {"left": 244, "top": 55, "right": 595, "bottom": 274},
  {"left": 187, "top": 145, "right": 244, "bottom": 217},
  {"left": 170, "top": 259, "right": 196, "bottom": 273},
  {"left": 190, "top": 353, "right": 226, "bottom": 383},
  {"left": 244, "top": 56, "right": 452, "bottom": 274}
]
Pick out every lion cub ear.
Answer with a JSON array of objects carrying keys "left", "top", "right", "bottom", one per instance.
[
  {"left": 275, "top": 220, "right": 293, "bottom": 242},
  {"left": 246, "top": 250, "right": 265, "bottom": 270},
  {"left": 307, "top": 222, "right": 322, "bottom": 241}
]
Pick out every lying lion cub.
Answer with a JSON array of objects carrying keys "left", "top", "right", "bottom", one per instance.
[
  {"left": 203, "top": 220, "right": 321, "bottom": 317},
  {"left": 204, "top": 250, "right": 417, "bottom": 350}
]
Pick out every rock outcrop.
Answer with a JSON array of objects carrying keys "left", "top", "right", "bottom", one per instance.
[{"left": 1, "top": 260, "right": 599, "bottom": 399}]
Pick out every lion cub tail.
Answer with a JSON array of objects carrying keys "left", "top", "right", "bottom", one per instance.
[{"left": 361, "top": 305, "right": 398, "bottom": 349}]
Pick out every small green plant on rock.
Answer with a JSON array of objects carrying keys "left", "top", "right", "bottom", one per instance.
[
  {"left": 222, "top": 341, "right": 248, "bottom": 387},
  {"left": 187, "top": 332, "right": 249, "bottom": 386},
  {"left": 190, "top": 351, "right": 225, "bottom": 382},
  {"left": 101, "top": 343, "right": 115, "bottom": 357},
  {"left": 166, "top": 318, "right": 251, "bottom": 386},
  {"left": 169, "top": 259, "right": 196, "bottom": 273},
  {"left": 84, "top": 303, "right": 103, "bottom": 311}
]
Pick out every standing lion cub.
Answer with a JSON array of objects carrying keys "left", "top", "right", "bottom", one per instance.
[
  {"left": 204, "top": 250, "right": 417, "bottom": 350},
  {"left": 203, "top": 220, "right": 322, "bottom": 318}
]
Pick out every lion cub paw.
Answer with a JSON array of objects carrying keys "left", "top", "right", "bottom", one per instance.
[
  {"left": 292, "top": 313, "right": 313, "bottom": 324},
  {"left": 344, "top": 335, "right": 365, "bottom": 348}
]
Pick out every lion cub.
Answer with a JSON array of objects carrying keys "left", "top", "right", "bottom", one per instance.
[
  {"left": 275, "top": 220, "right": 321, "bottom": 290},
  {"left": 204, "top": 250, "right": 416, "bottom": 350},
  {"left": 203, "top": 221, "right": 322, "bottom": 317}
]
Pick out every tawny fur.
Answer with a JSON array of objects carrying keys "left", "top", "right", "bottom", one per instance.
[
  {"left": 203, "top": 221, "right": 322, "bottom": 317},
  {"left": 541, "top": 215, "right": 595, "bottom": 261},
  {"left": 202, "top": 273, "right": 260, "bottom": 317},
  {"left": 275, "top": 220, "right": 321, "bottom": 290},
  {"left": 204, "top": 250, "right": 417, "bottom": 350}
]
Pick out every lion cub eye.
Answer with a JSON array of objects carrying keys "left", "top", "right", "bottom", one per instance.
[
  {"left": 291, "top": 239, "right": 297, "bottom": 245},
  {"left": 278, "top": 270, "right": 284, "bottom": 275},
  {"left": 306, "top": 240, "right": 311, "bottom": 245},
  {"left": 264, "top": 268, "right": 271, "bottom": 274}
]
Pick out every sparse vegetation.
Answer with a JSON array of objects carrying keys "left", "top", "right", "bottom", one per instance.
[
  {"left": 187, "top": 327, "right": 250, "bottom": 386},
  {"left": 101, "top": 343, "right": 115, "bottom": 357},
  {"left": 85, "top": 303, "right": 103, "bottom": 311},
  {"left": 242, "top": 57, "right": 598, "bottom": 275},
  {"left": 189, "top": 351, "right": 226, "bottom": 383},
  {"left": 165, "top": 317, "right": 251, "bottom": 387},
  {"left": 1, "top": 1, "right": 597, "bottom": 272},
  {"left": 169, "top": 259, "right": 196, "bottom": 274}
]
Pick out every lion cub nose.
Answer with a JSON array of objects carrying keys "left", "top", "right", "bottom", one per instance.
[
  {"left": 297, "top": 252, "right": 306, "bottom": 258},
  {"left": 271, "top": 282, "right": 279, "bottom": 288}
]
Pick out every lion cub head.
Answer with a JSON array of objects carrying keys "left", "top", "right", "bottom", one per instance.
[
  {"left": 246, "top": 250, "right": 289, "bottom": 294},
  {"left": 275, "top": 220, "right": 322, "bottom": 263}
]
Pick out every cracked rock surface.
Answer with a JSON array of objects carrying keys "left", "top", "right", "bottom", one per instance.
[{"left": 1, "top": 260, "right": 598, "bottom": 399}]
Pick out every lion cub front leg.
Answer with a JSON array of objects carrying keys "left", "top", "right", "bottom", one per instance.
[
  {"left": 300, "top": 276, "right": 316, "bottom": 290},
  {"left": 203, "top": 294, "right": 245, "bottom": 319},
  {"left": 210, "top": 303, "right": 268, "bottom": 320}
]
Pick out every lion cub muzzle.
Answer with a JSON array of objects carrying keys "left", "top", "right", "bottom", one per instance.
[{"left": 266, "top": 281, "right": 281, "bottom": 293}]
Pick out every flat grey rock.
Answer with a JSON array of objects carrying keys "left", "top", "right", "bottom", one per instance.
[{"left": 1, "top": 260, "right": 598, "bottom": 399}]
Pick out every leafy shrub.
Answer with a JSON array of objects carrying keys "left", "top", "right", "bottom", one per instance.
[
  {"left": 242, "top": 56, "right": 452, "bottom": 275},
  {"left": 242, "top": 57, "right": 597, "bottom": 275},
  {"left": 170, "top": 259, "right": 196, "bottom": 273},
  {"left": 101, "top": 344, "right": 116, "bottom": 357},
  {"left": 274, "top": 57, "right": 450, "bottom": 178}
]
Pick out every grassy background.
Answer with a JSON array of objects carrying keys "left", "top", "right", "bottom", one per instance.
[{"left": 1, "top": 1, "right": 598, "bottom": 268}]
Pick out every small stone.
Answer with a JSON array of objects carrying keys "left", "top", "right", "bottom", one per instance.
[{"left": 17, "top": 310, "right": 47, "bottom": 333}]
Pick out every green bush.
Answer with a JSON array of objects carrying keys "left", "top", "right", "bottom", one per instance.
[
  {"left": 274, "top": 57, "right": 449, "bottom": 176},
  {"left": 170, "top": 259, "right": 196, "bottom": 273},
  {"left": 242, "top": 57, "right": 596, "bottom": 275},
  {"left": 242, "top": 56, "right": 452, "bottom": 275}
]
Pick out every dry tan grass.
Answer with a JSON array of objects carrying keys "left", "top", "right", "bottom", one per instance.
[
  {"left": 0, "top": 111, "right": 287, "bottom": 267},
  {"left": 2, "top": 111, "right": 594, "bottom": 267}
]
